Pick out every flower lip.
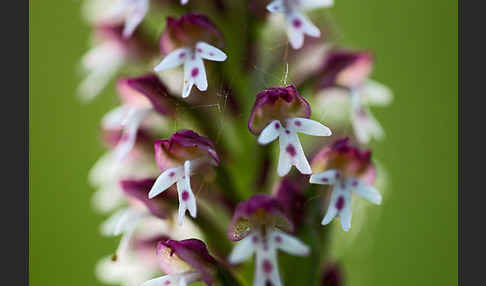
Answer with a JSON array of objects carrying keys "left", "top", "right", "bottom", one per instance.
[
  {"left": 311, "top": 137, "right": 375, "bottom": 184},
  {"left": 121, "top": 178, "right": 177, "bottom": 219},
  {"left": 117, "top": 74, "right": 176, "bottom": 117},
  {"left": 159, "top": 13, "right": 224, "bottom": 55},
  {"left": 156, "top": 239, "right": 217, "bottom": 285},
  {"left": 154, "top": 130, "right": 219, "bottom": 170},
  {"left": 318, "top": 50, "right": 374, "bottom": 90},
  {"left": 228, "top": 194, "right": 293, "bottom": 241},
  {"left": 248, "top": 85, "right": 311, "bottom": 135}
]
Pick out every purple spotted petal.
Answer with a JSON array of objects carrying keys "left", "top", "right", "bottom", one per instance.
[
  {"left": 275, "top": 177, "right": 306, "bottom": 232},
  {"left": 311, "top": 138, "right": 376, "bottom": 185},
  {"left": 159, "top": 13, "right": 224, "bottom": 55},
  {"left": 156, "top": 239, "right": 218, "bottom": 285},
  {"left": 317, "top": 50, "right": 374, "bottom": 89},
  {"left": 248, "top": 85, "right": 311, "bottom": 134},
  {"left": 121, "top": 178, "right": 178, "bottom": 219},
  {"left": 117, "top": 74, "right": 177, "bottom": 116},
  {"left": 154, "top": 130, "right": 219, "bottom": 170},
  {"left": 228, "top": 194, "right": 293, "bottom": 241}
]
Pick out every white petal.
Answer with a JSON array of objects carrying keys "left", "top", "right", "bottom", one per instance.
[
  {"left": 112, "top": 108, "right": 152, "bottom": 161},
  {"left": 321, "top": 190, "right": 339, "bottom": 226},
  {"left": 267, "top": 0, "right": 285, "bottom": 14},
  {"left": 182, "top": 80, "right": 194, "bottom": 98},
  {"left": 122, "top": 0, "right": 149, "bottom": 38},
  {"left": 287, "top": 117, "right": 332, "bottom": 136},
  {"left": 78, "top": 42, "right": 125, "bottom": 102},
  {"left": 339, "top": 192, "right": 352, "bottom": 232},
  {"left": 349, "top": 178, "right": 382, "bottom": 205},
  {"left": 254, "top": 249, "right": 282, "bottom": 286},
  {"left": 300, "top": 0, "right": 334, "bottom": 10},
  {"left": 185, "top": 55, "right": 208, "bottom": 91},
  {"left": 148, "top": 166, "right": 184, "bottom": 199},
  {"left": 360, "top": 79, "right": 393, "bottom": 107},
  {"left": 154, "top": 48, "right": 190, "bottom": 72},
  {"left": 277, "top": 130, "right": 311, "bottom": 176},
  {"left": 285, "top": 12, "right": 320, "bottom": 49},
  {"left": 195, "top": 41, "right": 227, "bottom": 62},
  {"left": 257, "top": 120, "right": 282, "bottom": 145},
  {"left": 228, "top": 234, "right": 257, "bottom": 264},
  {"left": 352, "top": 105, "right": 384, "bottom": 144},
  {"left": 101, "top": 208, "right": 144, "bottom": 236},
  {"left": 142, "top": 275, "right": 177, "bottom": 286},
  {"left": 176, "top": 161, "right": 197, "bottom": 225},
  {"left": 101, "top": 105, "right": 131, "bottom": 129},
  {"left": 309, "top": 169, "right": 339, "bottom": 185},
  {"left": 272, "top": 230, "right": 310, "bottom": 256}
]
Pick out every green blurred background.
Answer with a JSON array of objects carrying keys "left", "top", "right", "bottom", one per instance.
[{"left": 29, "top": 0, "right": 457, "bottom": 285}]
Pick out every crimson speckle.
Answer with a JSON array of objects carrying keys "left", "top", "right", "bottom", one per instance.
[
  {"left": 294, "top": 120, "right": 301, "bottom": 126},
  {"left": 191, "top": 68, "right": 199, "bottom": 77},
  {"left": 179, "top": 52, "right": 186, "bottom": 59},
  {"left": 292, "top": 19, "right": 302, "bottom": 28},
  {"left": 182, "top": 190, "right": 189, "bottom": 201},
  {"left": 336, "top": 196, "right": 345, "bottom": 210},
  {"left": 274, "top": 122, "right": 280, "bottom": 129},
  {"left": 285, "top": 129, "right": 290, "bottom": 134},
  {"left": 286, "top": 144, "right": 296, "bottom": 157},
  {"left": 169, "top": 172, "right": 175, "bottom": 177},
  {"left": 321, "top": 178, "right": 329, "bottom": 183},
  {"left": 197, "top": 48, "right": 202, "bottom": 53},
  {"left": 275, "top": 235, "right": 282, "bottom": 243},
  {"left": 335, "top": 172, "right": 340, "bottom": 179},
  {"left": 252, "top": 236, "right": 259, "bottom": 244},
  {"left": 164, "top": 281, "right": 171, "bottom": 285},
  {"left": 209, "top": 52, "right": 214, "bottom": 56},
  {"left": 262, "top": 259, "right": 273, "bottom": 274},
  {"left": 352, "top": 180, "right": 358, "bottom": 187}
]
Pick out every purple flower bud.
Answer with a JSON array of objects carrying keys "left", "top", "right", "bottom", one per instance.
[
  {"left": 95, "top": 24, "right": 157, "bottom": 60},
  {"left": 154, "top": 130, "right": 219, "bottom": 170},
  {"left": 159, "top": 13, "right": 224, "bottom": 56},
  {"left": 156, "top": 239, "right": 218, "bottom": 285},
  {"left": 318, "top": 49, "right": 374, "bottom": 90},
  {"left": 121, "top": 178, "right": 178, "bottom": 219},
  {"left": 321, "top": 263, "right": 343, "bottom": 286},
  {"left": 311, "top": 137, "right": 376, "bottom": 185},
  {"left": 228, "top": 194, "right": 292, "bottom": 241},
  {"left": 117, "top": 74, "right": 177, "bottom": 117},
  {"left": 248, "top": 85, "right": 311, "bottom": 135}
]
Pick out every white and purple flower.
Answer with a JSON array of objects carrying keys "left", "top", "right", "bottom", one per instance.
[
  {"left": 149, "top": 130, "right": 219, "bottom": 225},
  {"left": 309, "top": 138, "right": 382, "bottom": 231},
  {"left": 228, "top": 194, "right": 310, "bottom": 286},
  {"left": 266, "top": 0, "right": 334, "bottom": 49},
  {"left": 249, "top": 85, "right": 332, "bottom": 177},
  {"left": 154, "top": 13, "right": 227, "bottom": 98},
  {"left": 316, "top": 50, "right": 392, "bottom": 144}
]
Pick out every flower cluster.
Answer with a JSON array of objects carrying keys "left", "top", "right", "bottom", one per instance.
[{"left": 81, "top": 1, "right": 391, "bottom": 285}]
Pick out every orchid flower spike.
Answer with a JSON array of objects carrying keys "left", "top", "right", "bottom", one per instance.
[
  {"left": 102, "top": 74, "right": 176, "bottom": 161},
  {"left": 266, "top": 0, "right": 334, "bottom": 49},
  {"left": 249, "top": 85, "right": 332, "bottom": 177},
  {"left": 228, "top": 194, "right": 310, "bottom": 286},
  {"left": 78, "top": 25, "right": 155, "bottom": 102},
  {"left": 309, "top": 138, "right": 382, "bottom": 231},
  {"left": 149, "top": 130, "right": 219, "bottom": 225},
  {"left": 142, "top": 239, "right": 218, "bottom": 286},
  {"left": 154, "top": 13, "right": 227, "bottom": 98},
  {"left": 317, "top": 50, "right": 392, "bottom": 144}
]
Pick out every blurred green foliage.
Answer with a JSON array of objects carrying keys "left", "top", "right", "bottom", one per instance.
[{"left": 29, "top": 0, "right": 457, "bottom": 285}]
